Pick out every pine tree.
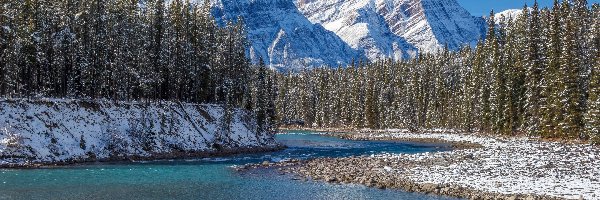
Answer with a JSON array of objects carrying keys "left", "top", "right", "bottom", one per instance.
[
  {"left": 54, "top": 0, "right": 79, "bottom": 98},
  {"left": 586, "top": 53, "right": 599, "bottom": 143},
  {"left": 461, "top": 44, "right": 477, "bottom": 132},
  {"left": 573, "top": 0, "right": 592, "bottom": 120},
  {"left": 485, "top": 10, "right": 511, "bottom": 134},
  {"left": 0, "top": 0, "right": 14, "bottom": 96},
  {"left": 495, "top": 14, "right": 513, "bottom": 134},
  {"left": 559, "top": 1, "right": 585, "bottom": 139},
  {"left": 255, "top": 58, "right": 269, "bottom": 133},
  {"left": 584, "top": 3, "right": 600, "bottom": 142},
  {"left": 148, "top": 0, "right": 167, "bottom": 100},
  {"left": 523, "top": 2, "right": 546, "bottom": 136},
  {"left": 539, "top": 0, "right": 562, "bottom": 138}
]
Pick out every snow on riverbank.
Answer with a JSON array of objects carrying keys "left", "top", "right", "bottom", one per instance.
[
  {"left": 365, "top": 132, "right": 600, "bottom": 199},
  {"left": 0, "top": 99, "right": 278, "bottom": 166}
]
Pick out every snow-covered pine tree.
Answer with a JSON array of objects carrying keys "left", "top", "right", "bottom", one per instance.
[
  {"left": 109, "top": 0, "right": 135, "bottom": 100},
  {"left": 34, "top": 0, "right": 58, "bottom": 98},
  {"left": 467, "top": 40, "right": 486, "bottom": 132},
  {"left": 1, "top": 1, "right": 27, "bottom": 97},
  {"left": 255, "top": 57, "right": 269, "bottom": 133},
  {"left": 572, "top": 0, "right": 592, "bottom": 127},
  {"left": 540, "top": 0, "right": 562, "bottom": 138},
  {"left": 148, "top": 0, "right": 167, "bottom": 100},
  {"left": 67, "top": 0, "right": 86, "bottom": 98},
  {"left": 523, "top": 2, "right": 546, "bottom": 137},
  {"left": 351, "top": 63, "right": 365, "bottom": 128},
  {"left": 495, "top": 14, "right": 513, "bottom": 134},
  {"left": 90, "top": 0, "right": 109, "bottom": 98},
  {"left": 266, "top": 66, "right": 278, "bottom": 132},
  {"left": 486, "top": 10, "right": 511, "bottom": 134},
  {"left": 364, "top": 64, "right": 378, "bottom": 129},
  {"left": 584, "top": 3, "right": 600, "bottom": 142},
  {"left": 477, "top": 10, "right": 497, "bottom": 133},
  {"left": 0, "top": 0, "right": 13, "bottom": 96},
  {"left": 166, "top": 0, "right": 184, "bottom": 101},
  {"left": 188, "top": 2, "right": 209, "bottom": 103},
  {"left": 558, "top": 1, "right": 585, "bottom": 139},
  {"left": 505, "top": 6, "right": 531, "bottom": 134},
  {"left": 460, "top": 44, "right": 477, "bottom": 132},
  {"left": 14, "top": 0, "right": 40, "bottom": 97},
  {"left": 586, "top": 47, "right": 599, "bottom": 143}
]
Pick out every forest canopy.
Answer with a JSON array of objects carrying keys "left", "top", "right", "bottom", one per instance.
[
  {"left": 0, "top": 0, "right": 278, "bottom": 133},
  {"left": 1, "top": 0, "right": 598, "bottom": 141}
]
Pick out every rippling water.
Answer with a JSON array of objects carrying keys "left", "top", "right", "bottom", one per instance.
[{"left": 0, "top": 131, "right": 459, "bottom": 200}]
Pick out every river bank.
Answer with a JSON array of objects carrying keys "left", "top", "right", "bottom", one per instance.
[
  {"left": 0, "top": 99, "right": 280, "bottom": 168},
  {"left": 0, "top": 145, "right": 286, "bottom": 168},
  {"left": 251, "top": 130, "right": 599, "bottom": 200},
  {"left": 0, "top": 132, "right": 461, "bottom": 200}
]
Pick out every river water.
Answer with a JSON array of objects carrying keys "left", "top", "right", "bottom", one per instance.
[{"left": 0, "top": 130, "right": 459, "bottom": 200}]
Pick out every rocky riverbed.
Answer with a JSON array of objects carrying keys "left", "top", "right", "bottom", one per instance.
[{"left": 240, "top": 131, "right": 599, "bottom": 200}]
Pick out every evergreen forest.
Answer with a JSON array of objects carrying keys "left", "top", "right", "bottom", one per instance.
[{"left": 276, "top": 1, "right": 600, "bottom": 141}]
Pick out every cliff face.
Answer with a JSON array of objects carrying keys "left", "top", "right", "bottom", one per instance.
[{"left": 0, "top": 99, "right": 279, "bottom": 166}]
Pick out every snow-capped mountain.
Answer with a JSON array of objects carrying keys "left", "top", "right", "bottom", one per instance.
[
  {"left": 494, "top": 8, "right": 529, "bottom": 22},
  {"left": 495, "top": 9, "right": 522, "bottom": 20},
  {"left": 209, "top": 0, "right": 486, "bottom": 70},
  {"left": 210, "top": 0, "right": 365, "bottom": 71},
  {"left": 295, "top": 0, "right": 418, "bottom": 61},
  {"left": 296, "top": 0, "right": 486, "bottom": 57}
]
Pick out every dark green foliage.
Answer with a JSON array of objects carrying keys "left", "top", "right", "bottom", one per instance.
[
  {"left": 0, "top": 0, "right": 246, "bottom": 104},
  {"left": 586, "top": 3, "right": 600, "bottom": 143},
  {"left": 0, "top": 0, "right": 278, "bottom": 134}
]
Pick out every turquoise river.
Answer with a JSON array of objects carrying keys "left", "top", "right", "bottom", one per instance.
[{"left": 0, "top": 130, "right": 460, "bottom": 200}]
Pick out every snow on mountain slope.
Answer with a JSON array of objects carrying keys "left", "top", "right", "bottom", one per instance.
[
  {"left": 0, "top": 99, "right": 278, "bottom": 166},
  {"left": 296, "top": 0, "right": 486, "bottom": 57},
  {"left": 204, "top": 0, "right": 486, "bottom": 70},
  {"left": 209, "top": 0, "right": 365, "bottom": 71},
  {"left": 295, "top": 0, "right": 418, "bottom": 61},
  {"left": 495, "top": 9, "right": 522, "bottom": 20},
  {"left": 494, "top": 9, "right": 527, "bottom": 22}
]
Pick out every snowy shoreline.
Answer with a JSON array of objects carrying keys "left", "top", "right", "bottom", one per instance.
[
  {"left": 0, "top": 99, "right": 280, "bottom": 168},
  {"left": 261, "top": 131, "right": 599, "bottom": 200}
]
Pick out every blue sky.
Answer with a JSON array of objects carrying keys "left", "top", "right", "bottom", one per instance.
[{"left": 457, "top": 0, "right": 600, "bottom": 16}]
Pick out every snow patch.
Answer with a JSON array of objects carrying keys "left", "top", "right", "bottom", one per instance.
[
  {"left": 371, "top": 132, "right": 600, "bottom": 199},
  {"left": 0, "top": 99, "right": 278, "bottom": 165}
]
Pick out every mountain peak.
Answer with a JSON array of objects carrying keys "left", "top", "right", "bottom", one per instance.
[
  {"left": 296, "top": 0, "right": 486, "bottom": 56},
  {"left": 209, "top": 0, "right": 364, "bottom": 71},
  {"left": 494, "top": 8, "right": 529, "bottom": 22},
  {"left": 208, "top": 0, "right": 486, "bottom": 70}
]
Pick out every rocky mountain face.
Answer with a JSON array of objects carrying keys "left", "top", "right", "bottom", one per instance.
[
  {"left": 296, "top": 0, "right": 487, "bottom": 57},
  {"left": 209, "top": 0, "right": 487, "bottom": 70},
  {"left": 210, "top": 0, "right": 365, "bottom": 71}
]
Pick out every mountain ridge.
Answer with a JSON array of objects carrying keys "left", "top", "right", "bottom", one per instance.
[
  {"left": 210, "top": 0, "right": 365, "bottom": 71},
  {"left": 208, "top": 0, "right": 487, "bottom": 70}
]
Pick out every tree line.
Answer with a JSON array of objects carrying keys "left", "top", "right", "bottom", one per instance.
[
  {"left": 276, "top": 0, "right": 599, "bottom": 141},
  {"left": 0, "top": 0, "right": 277, "bottom": 133}
]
